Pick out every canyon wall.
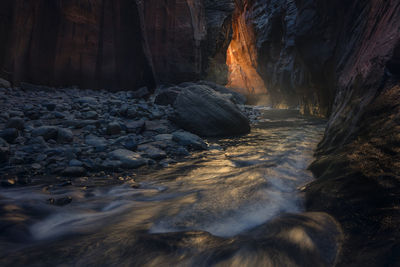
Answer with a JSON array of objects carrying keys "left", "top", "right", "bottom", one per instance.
[
  {"left": 140, "top": 0, "right": 207, "bottom": 84},
  {"left": 249, "top": 0, "right": 400, "bottom": 265},
  {"left": 0, "top": 0, "right": 155, "bottom": 91}
]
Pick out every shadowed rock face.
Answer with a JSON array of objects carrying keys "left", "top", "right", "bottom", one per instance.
[
  {"left": 0, "top": 0, "right": 155, "bottom": 91},
  {"left": 141, "top": 0, "right": 208, "bottom": 84}
]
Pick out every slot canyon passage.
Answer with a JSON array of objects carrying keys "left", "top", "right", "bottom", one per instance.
[{"left": 0, "top": 0, "right": 400, "bottom": 266}]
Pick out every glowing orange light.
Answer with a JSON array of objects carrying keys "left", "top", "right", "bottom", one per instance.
[{"left": 226, "top": 4, "right": 268, "bottom": 96}]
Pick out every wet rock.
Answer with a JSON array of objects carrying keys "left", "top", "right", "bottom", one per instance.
[
  {"left": 154, "top": 87, "right": 180, "bottom": 106},
  {"left": 125, "top": 120, "right": 145, "bottom": 133},
  {"left": 145, "top": 120, "right": 170, "bottom": 134},
  {"left": 81, "top": 110, "right": 98, "bottom": 120},
  {"left": 76, "top": 97, "right": 97, "bottom": 105},
  {"left": 0, "top": 78, "right": 11, "bottom": 88},
  {"left": 85, "top": 135, "right": 107, "bottom": 152},
  {"left": 69, "top": 159, "right": 83, "bottom": 167},
  {"left": 113, "top": 135, "right": 139, "bottom": 151},
  {"left": 32, "top": 126, "right": 58, "bottom": 141},
  {"left": 47, "top": 196, "right": 72, "bottom": 206},
  {"left": 108, "top": 149, "right": 148, "bottom": 169},
  {"left": 154, "top": 134, "right": 174, "bottom": 142},
  {"left": 0, "top": 128, "right": 18, "bottom": 143},
  {"left": 57, "top": 128, "right": 73, "bottom": 143},
  {"left": 106, "top": 122, "right": 122, "bottom": 135},
  {"left": 1, "top": 179, "right": 16, "bottom": 187},
  {"left": 62, "top": 166, "right": 87, "bottom": 177},
  {"left": 100, "top": 159, "right": 123, "bottom": 170},
  {"left": 172, "top": 85, "right": 250, "bottom": 136},
  {"left": 137, "top": 144, "right": 167, "bottom": 160},
  {"left": 9, "top": 110, "right": 24, "bottom": 118},
  {"left": 172, "top": 131, "right": 207, "bottom": 150},
  {"left": 169, "top": 146, "right": 190, "bottom": 156},
  {"left": 43, "top": 102, "right": 56, "bottom": 111},
  {"left": 6, "top": 118, "right": 25, "bottom": 130},
  {"left": 65, "top": 120, "right": 100, "bottom": 129}
]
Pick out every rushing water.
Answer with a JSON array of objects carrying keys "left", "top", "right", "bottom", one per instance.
[{"left": 0, "top": 109, "right": 329, "bottom": 266}]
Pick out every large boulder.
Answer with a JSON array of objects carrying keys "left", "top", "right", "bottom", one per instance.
[{"left": 171, "top": 85, "right": 250, "bottom": 137}]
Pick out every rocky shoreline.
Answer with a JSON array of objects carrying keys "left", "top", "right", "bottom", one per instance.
[{"left": 0, "top": 82, "right": 260, "bottom": 191}]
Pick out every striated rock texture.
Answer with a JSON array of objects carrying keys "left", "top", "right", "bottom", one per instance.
[
  {"left": 226, "top": 0, "right": 268, "bottom": 96},
  {"left": 238, "top": 0, "right": 400, "bottom": 264},
  {"left": 249, "top": 0, "right": 400, "bottom": 265},
  {"left": 141, "top": 0, "right": 207, "bottom": 84},
  {"left": 203, "top": 0, "right": 235, "bottom": 85},
  {"left": 0, "top": 0, "right": 155, "bottom": 91}
]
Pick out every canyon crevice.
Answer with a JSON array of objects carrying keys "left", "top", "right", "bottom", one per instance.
[{"left": 1, "top": 0, "right": 400, "bottom": 265}]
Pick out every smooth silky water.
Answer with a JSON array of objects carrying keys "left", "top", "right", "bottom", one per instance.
[{"left": 0, "top": 109, "right": 327, "bottom": 266}]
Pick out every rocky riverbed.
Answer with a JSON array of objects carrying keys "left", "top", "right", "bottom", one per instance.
[{"left": 0, "top": 82, "right": 260, "bottom": 192}]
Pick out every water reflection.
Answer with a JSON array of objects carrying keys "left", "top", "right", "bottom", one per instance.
[{"left": 0, "top": 109, "right": 329, "bottom": 265}]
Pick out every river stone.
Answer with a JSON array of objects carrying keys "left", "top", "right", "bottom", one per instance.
[
  {"left": 106, "top": 122, "right": 122, "bottom": 135},
  {"left": 0, "top": 128, "right": 18, "bottom": 143},
  {"left": 57, "top": 128, "right": 73, "bottom": 143},
  {"left": 32, "top": 126, "right": 58, "bottom": 141},
  {"left": 76, "top": 97, "right": 97, "bottom": 105},
  {"left": 137, "top": 144, "right": 167, "bottom": 160},
  {"left": 0, "top": 137, "right": 9, "bottom": 163},
  {"left": 6, "top": 117, "right": 25, "bottom": 130},
  {"left": 171, "top": 85, "right": 250, "bottom": 137},
  {"left": 172, "top": 131, "right": 207, "bottom": 150},
  {"left": 85, "top": 135, "right": 107, "bottom": 151},
  {"left": 108, "top": 149, "right": 148, "bottom": 169}
]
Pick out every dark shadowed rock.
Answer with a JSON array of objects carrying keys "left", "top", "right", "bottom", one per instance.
[
  {"left": 108, "top": 149, "right": 148, "bottom": 169},
  {"left": 62, "top": 167, "right": 87, "bottom": 177},
  {"left": 137, "top": 145, "right": 167, "bottom": 160},
  {"left": 106, "top": 122, "right": 122, "bottom": 135},
  {"left": 85, "top": 135, "right": 107, "bottom": 152},
  {"left": 0, "top": 128, "right": 18, "bottom": 143},
  {"left": 172, "top": 85, "right": 250, "bottom": 136},
  {"left": 6, "top": 117, "right": 25, "bottom": 130},
  {"left": 127, "top": 87, "right": 150, "bottom": 99},
  {"left": 47, "top": 196, "right": 72, "bottom": 206},
  {"left": 197, "top": 80, "right": 246, "bottom": 104},
  {"left": 57, "top": 128, "right": 73, "bottom": 143},
  {"left": 172, "top": 131, "right": 207, "bottom": 150},
  {"left": 0, "top": 137, "right": 9, "bottom": 163},
  {"left": 32, "top": 126, "right": 58, "bottom": 141},
  {"left": 154, "top": 87, "right": 181, "bottom": 106},
  {"left": 0, "top": 78, "right": 11, "bottom": 88}
]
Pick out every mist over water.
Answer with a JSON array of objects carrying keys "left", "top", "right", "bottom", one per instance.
[{"left": 0, "top": 109, "right": 326, "bottom": 265}]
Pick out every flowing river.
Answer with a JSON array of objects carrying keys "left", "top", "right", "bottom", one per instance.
[{"left": 0, "top": 109, "right": 337, "bottom": 266}]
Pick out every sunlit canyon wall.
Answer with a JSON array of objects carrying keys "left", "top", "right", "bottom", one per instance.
[{"left": 225, "top": 0, "right": 268, "bottom": 96}]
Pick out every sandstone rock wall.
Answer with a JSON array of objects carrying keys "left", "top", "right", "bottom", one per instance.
[
  {"left": 0, "top": 0, "right": 155, "bottom": 91},
  {"left": 141, "top": 0, "right": 207, "bottom": 84}
]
